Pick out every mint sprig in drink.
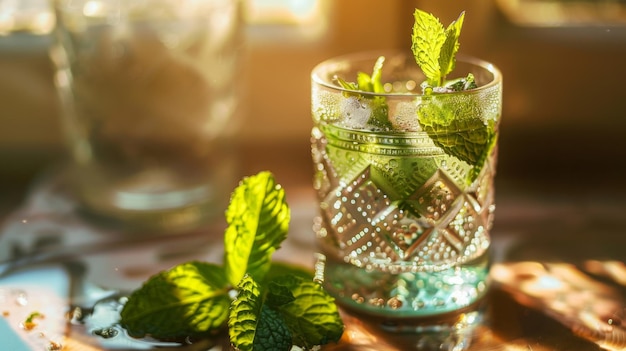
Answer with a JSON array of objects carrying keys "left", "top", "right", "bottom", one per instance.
[{"left": 311, "top": 9, "right": 502, "bottom": 320}]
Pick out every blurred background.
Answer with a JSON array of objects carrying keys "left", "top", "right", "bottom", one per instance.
[{"left": 1, "top": 0, "right": 626, "bottom": 212}]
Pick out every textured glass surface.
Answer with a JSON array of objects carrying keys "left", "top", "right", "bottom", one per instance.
[{"left": 311, "top": 52, "right": 502, "bottom": 318}]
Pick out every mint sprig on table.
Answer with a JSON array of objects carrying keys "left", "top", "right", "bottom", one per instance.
[{"left": 120, "top": 171, "right": 344, "bottom": 351}]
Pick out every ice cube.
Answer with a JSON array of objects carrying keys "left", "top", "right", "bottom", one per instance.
[{"left": 339, "top": 96, "right": 371, "bottom": 129}]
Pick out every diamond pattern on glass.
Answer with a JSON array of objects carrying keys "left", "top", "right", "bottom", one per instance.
[
  {"left": 321, "top": 166, "right": 399, "bottom": 264},
  {"left": 318, "top": 150, "right": 494, "bottom": 269},
  {"left": 405, "top": 169, "right": 462, "bottom": 222},
  {"left": 468, "top": 155, "right": 496, "bottom": 207}
]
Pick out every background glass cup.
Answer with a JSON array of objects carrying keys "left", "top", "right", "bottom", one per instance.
[
  {"left": 311, "top": 52, "right": 502, "bottom": 322},
  {"left": 50, "top": 0, "right": 242, "bottom": 231}
]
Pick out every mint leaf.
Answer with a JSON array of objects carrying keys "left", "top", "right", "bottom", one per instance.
[
  {"left": 266, "top": 281, "right": 296, "bottom": 307},
  {"left": 439, "top": 11, "right": 465, "bottom": 80},
  {"left": 224, "top": 171, "right": 290, "bottom": 286},
  {"left": 256, "top": 305, "right": 293, "bottom": 351},
  {"left": 445, "top": 73, "right": 477, "bottom": 92},
  {"left": 119, "top": 171, "right": 345, "bottom": 349},
  {"left": 336, "top": 77, "right": 358, "bottom": 91},
  {"left": 271, "top": 275, "right": 344, "bottom": 349},
  {"left": 412, "top": 9, "right": 446, "bottom": 86},
  {"left": 412, "top": 9, "right": 465, "bottom": 87},
  {"left": 355, "top": 56, "right": 385, "bottom": 94},
  {"left": 265, "top": 261, "right": 315, "bottom": 282},
  {"left": 229, "top": 273, "right": 343, "bottom": 351},
  {"left": 229, "top": 275, "right": 292, "bottom": 351},
  {"left": 120, "top": 262, "right": 230, "bottom": 339},
  {"left": 417, "top": 91, "right": 496, "bottom": 181},
  {"left": 412, "top": 9, "right": 494, "bottom": 181},
  {"left": 264, "top": 263, "right": 314, "bottom": 307}
]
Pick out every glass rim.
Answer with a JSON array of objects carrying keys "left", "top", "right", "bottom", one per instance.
[{"left": 311, "top": 50, "right": 502, "bottom": 98}]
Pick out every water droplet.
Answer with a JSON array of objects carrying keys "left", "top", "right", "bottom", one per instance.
[
  {"left": 15, "top": 290, "right": 28, "bottom": 306},
  {"left": 608, "top": 317, "right": 622, "bottom": 327},
  {"left": 94, "top": 327, "right": 119, "bottom": 339},
  {"left": 67, "top": 307, "right": 85, "bottom": 324},
  {"left": 387, "top": 296, "right": 403, "bottom": 310},
  {"left": 351, "top": 293, "right": 364, "bottom": 304}
]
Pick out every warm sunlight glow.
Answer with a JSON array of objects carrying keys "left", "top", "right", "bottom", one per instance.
[
  {"left": 0, "top": 0, "right": 54, "bottom": 35},
  {"left": 243, "top": 0, "right": 328, "bottom": 41},
  {"left": 83, "top": 1, "right": 106, "bottom": 17}
]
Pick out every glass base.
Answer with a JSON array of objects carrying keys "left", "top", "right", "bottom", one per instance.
[
  {"left": 77, "top": 197, "right": 225, "bottom": 233},
  {"left": 71, "top": 167, "right": 236, "bottom": 233},
  {"left": 319, "top": 251, "right": 490, "bottom": 320},
  {"left": 338, "top": 303, "right": 486, "bottom": 350}
]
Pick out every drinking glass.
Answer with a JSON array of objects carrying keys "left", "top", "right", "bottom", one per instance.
[
  {"left": 50, "top": 0, "right": 242, "bottom": 231},
  {"left": 311, "top": 52, "right": 502, "bottom": 323}
]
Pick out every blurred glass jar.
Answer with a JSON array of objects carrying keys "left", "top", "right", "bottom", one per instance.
[{"left": 50, "top": 0, "right": 243, "bottom": 232}]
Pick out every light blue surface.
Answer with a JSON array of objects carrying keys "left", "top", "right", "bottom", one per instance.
[
  {"left": 0, "top": 265, "right": 69, "bottom": 351},
  {"left": 0, "top": 317, "right": 31, "bottom": 351}
]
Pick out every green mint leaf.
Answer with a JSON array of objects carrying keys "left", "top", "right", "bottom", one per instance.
[
  {"left": 357, "top": 72, "right": 373, "bottom": 92},
  {"left": 364, "top": 56, "right": 392, "bottom": 129},
  {"left": 120, "top": 261, "right": 230, "bottom": 339},
  {"left": 439, "top": 11, "right": 465, "bottom": 81},
  {"left": 412, "top": 9, "right": 446, "bottom": 86},
  {"left": 445, "top": 73, "right": 477, "bottom": 92},
  {"left": 271, "top": 275, "right": 344, "bottom": 349},
  {"left": 412, "top": 9, "right": 466, "bottom": 87},
  {"left": 224, "top": 171, "right": 290, "bottom": 287},
  {"left": 264, "top": 261, "right": 315, "bottom": 282},
  {"left": 229, "top": 275, "right": 293, "bottom": 351},
  {"left": 255, "top": 305, "right": 293, "bottom": 351},
  {"left": 336, "top": 76, "right": 358, "bottom": 91},
  {"left": 266, "top": 281, "right": 296, "bottom": 307},
  {"left": 417, "top": 90, "right": 496, "bottom": 182},
  {"left": 354, "top": 56, "right": 385, "bottom": 93},
  {"left": 370, "top": 55, "right": 385, "bottom": 93},
  {"left": 118, "top": 172, "right": 345, "bottom": 349},
  {"left": 228, "top": 274, "right": 261, "bottom": 351}
]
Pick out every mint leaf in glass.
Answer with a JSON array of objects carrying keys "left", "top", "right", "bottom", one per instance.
[
  {"left": 224, "top": 171, "right": 290, "bottom": 287},
  {"left": 439, "top": 11, "right": 465, "bottom": 83},
  {"left": 120, "top": 261, "right": 231, "bottom": 339},
  {"left": 444, "top": 73, "right": 478, "bottom": 92},
  {"left": 419, "top": 104, "right": 493, "bottom": 166},
  {"left": 337, "top": 56, "right": 392, "bottom": 130},
  {"left": 412, "top": 9, "right": 465, "bottom": 87},
  {"left": 417, "top": 90, "right": 496, "bottom": 181},
  {"left": 411, "top": 9, "right": 496, "bottom": 181}
]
